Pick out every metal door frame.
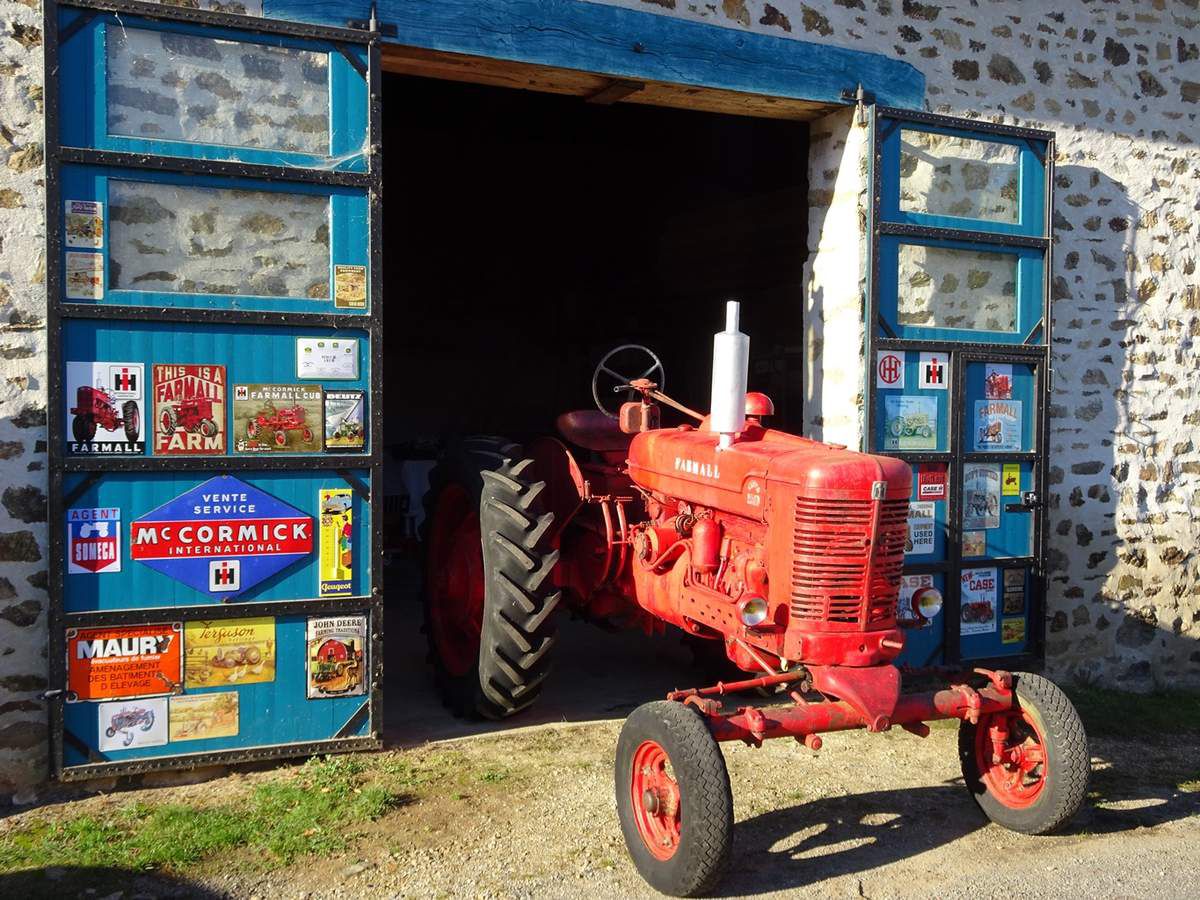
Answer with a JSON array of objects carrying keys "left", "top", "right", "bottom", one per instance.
[
  {"left": 866, "top": 105, "right": 1054, "bottom": 670},
  {"left": 44, "top": 0, "right": 384, "bottom": 779}
]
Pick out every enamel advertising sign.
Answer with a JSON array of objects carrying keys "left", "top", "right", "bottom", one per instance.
[
  {"left": 152, "top": 364, "right": 226, "bottom": 456},
  {"left": 130, "top": 476, "right": 313, "bottom": 600},
  {"left": 67, "top": 507, "right": 121, "bottom": 574},
  {"left": 65, "top": 361, "right": 145, "bottom": 455},
  {"left": 67, "top": 623, "right": 183, "bottom": 701}
]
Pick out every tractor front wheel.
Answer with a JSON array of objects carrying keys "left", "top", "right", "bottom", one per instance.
[
  {"left": 72, "top": 414, "right": 96, "bottom": 443},
  {"left": 958, "top": 671, "right": 1089, "bottom": 834},
  {"left": 422, "top": 436, "right": 560, "bottom": 719},
  {"left": 616, "top": 701, "right": 733, "bottom": 897}
]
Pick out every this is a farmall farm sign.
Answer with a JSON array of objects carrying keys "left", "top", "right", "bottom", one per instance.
[{"left": 131, "top": 476, "right": 313, "bottom": 600}]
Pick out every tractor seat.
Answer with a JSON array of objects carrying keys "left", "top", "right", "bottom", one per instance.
[{"left": 556, "top": 410, "right": 633, "bottom": 454}]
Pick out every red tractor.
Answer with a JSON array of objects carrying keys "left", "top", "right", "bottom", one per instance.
[
  {"left": 424, "top": 304, "right": 1088, "bottom": 896},
  {"left": 159, "top": 397, "right": 218, "bottom": 439},
  {"left": 70, "top": 384, "right": 139, "bottom": 444},
  {"left": 247, "top": 400, "right": 314, "bottom": 448}
]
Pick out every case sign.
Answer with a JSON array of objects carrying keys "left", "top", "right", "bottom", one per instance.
[
  {"left": 67, "top": 507, "right": 121, "bottom": 574},
  {"left": 917, "top": 463, "right": 947, "bottom": 500},
  {"left": 130, "top": 475, "right": 313, "bottom": 599},
  {"left": 960, "top": 567, "right": 998, "bottom": 636},
  {"left": 67, "top": 623, "right": 182, "bottom": 702}
]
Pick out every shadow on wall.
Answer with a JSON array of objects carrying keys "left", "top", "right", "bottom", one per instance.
[{"left": 1045, "top": 164, "right": 1198, "bottom": 690}]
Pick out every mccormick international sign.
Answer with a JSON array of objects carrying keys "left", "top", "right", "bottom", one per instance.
[{"left": 131, "top": 475, "right": 313, "bottom": 600}]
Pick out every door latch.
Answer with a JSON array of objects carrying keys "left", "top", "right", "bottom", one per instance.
[{"left": 1005, "top": 490, "right": 1041, "bottom": 513}]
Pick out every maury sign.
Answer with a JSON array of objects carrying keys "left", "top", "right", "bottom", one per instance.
[{"left": 131, "top": 476, "right": 313, "bottom": 600}]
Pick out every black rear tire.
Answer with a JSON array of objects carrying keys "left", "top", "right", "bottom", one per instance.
[
  {"left": 121, "top": 400, "right": 140, "bottom": 442},
  {"left": 958, "top": 671, "right": 1089, "bottom": 834},
  {"left": 616, "top": 701, "right": 733, "bottom": 897},
  {"left": 422, "top": 436, "right": 560, "bottom": 719}
]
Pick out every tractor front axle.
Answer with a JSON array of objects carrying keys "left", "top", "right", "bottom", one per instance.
[{"left": 671, "top": 668, "right": 1016, "bottom": 747}]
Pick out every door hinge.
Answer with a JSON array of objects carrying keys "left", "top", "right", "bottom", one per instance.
[{"left": 841, "top": 83, "right": 875, "bottom": 126}]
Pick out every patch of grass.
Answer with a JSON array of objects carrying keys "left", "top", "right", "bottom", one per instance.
[
  {"left": 478, "top": 766, "right": 510, "bottom": 784},
  {"left": 1065, "top": 685, "right": 1200, "bottom": 738},
  {"left": 0, "top": 754, "right": 401, "bottom": 876}
]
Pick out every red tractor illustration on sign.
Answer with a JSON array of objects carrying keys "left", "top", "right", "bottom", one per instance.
[
  {"left": 70, "top": 384, "right": 139, "bottom": 444},
  {"left": 247, "top": 400, "right": 314, "bottom": 448},
  {"left": 985, "top": 369, "right": 1012, "bottom": 399},
  {"left": 104, "top": 706, "right": 156, "bottom": 747},
  {"left": 159, "top": 397, "right": 218, "bottom": 440},
  {"left": 423, "top": 303, "right": 1089, "bottom": 896}
]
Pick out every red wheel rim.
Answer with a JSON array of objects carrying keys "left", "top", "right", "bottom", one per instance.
[
  {"left": 427, "top": 484, "right": 484, "bottom": 678},
  {"left": 630, "top": 740, "right": 682, "bottom": 860},
  {"left": 974, "top": 707, "right": 1049, "bottom": 809}
]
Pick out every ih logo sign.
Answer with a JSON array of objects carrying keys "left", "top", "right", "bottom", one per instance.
[
  {"left": 131, "top": 476, "right": 312, "bottom": 599},
  {"left": 110, "top": 365, "right": 139, "bottom": 397},
  {"left": 875, "top": 351, "right": 905, "bottom": 389},
  {"left": 208, "top": 560, "right": 241, "bottom": 592},
  {"left": 919, "top": 353, "right": 948, "bottom": 390}
]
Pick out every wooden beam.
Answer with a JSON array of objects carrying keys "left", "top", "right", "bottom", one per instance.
[
  {"left": 267, "top": 0, "right": 926, "bottom": 109},
  {"left": 380, "top": 44, "right": 838, "bottom": 121},
  {"left": 586, "top": 79, "right": 644, "bottom": 106}
]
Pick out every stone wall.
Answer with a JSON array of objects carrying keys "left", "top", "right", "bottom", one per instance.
[
  {"left": 595, "top": 0, "right": 1200, "bottom": 691},
  {"left": 802, "top": 106, "right": 868, "bottom": 448},
  {"left": 0, "top": 0, "right": 50, "bottom": 805}
]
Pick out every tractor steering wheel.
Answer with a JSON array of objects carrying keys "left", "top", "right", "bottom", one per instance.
[{"left": 592, "top": 344, "right": 665, "bottom": 418}]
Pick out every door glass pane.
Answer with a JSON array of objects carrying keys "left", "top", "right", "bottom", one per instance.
[
  {"left": 900, "top": 129, "right": 1020, "bottom": 223},
  {"left": 106, "top": 27, "right": 331, "bottom": 154},
  {"left": 109, "top": 180, "right": 331, "bottom": 298},
  {"left": 897, "top": 244, "right": 1018, "bottom": 332}
]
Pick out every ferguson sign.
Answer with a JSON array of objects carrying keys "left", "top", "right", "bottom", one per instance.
[{"left": 131, "top": 476, "right": 313, "bottom": 600}]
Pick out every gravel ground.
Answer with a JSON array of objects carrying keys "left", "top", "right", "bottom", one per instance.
[{"left": 20, "top": 713, "right": 1185, "bottom": 900}]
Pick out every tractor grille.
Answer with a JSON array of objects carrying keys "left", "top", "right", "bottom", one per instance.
[{"left": 790, "top": 496, "right": 908, "bottom": 627}]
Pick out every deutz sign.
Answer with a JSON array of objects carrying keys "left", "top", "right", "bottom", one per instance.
[{"left": 131, "top": 475, "right": 313, "bottom": 600}]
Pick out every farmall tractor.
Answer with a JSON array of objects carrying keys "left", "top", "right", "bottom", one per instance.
[
  {"left": 246, "top": 399, "right": 315, "bottom": 448},
  {"left": 159, "top": 397, "right": 218, "bottom": 440},
  {"left": 424, "top": 304, "right": 1088, "bottom": 896},
  {"left": 70, "top": 384, "right": 139, "bottom": 444}
]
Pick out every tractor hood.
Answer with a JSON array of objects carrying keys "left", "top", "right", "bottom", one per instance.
[{"left": 626, "top": 422, "right": 911, "bottom": 521}]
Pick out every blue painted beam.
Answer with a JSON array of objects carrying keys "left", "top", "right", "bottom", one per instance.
[{"left": 264, "top": 0, "right": 924, "bottom": 109}]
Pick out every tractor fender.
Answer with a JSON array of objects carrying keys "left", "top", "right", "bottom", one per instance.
[{"left": 526, "top": 436, "right": 586, "bottom": 543}]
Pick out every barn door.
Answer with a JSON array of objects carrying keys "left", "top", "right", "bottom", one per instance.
[
  {"left": 866, "top": 107, "right": 1053, "bottom": 669},
  {"left": 45, "top": 0, "right": 382, "bottom": 779}
]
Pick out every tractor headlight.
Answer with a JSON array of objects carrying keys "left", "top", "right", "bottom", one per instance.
[
  {"left": 912, "top": 586, "right": 943, "bottom": 621},
  {"left": 738, "top": 596, "right": 769, "bottom": 628}
]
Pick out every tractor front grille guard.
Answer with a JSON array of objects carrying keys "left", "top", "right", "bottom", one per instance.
[{"left": 790, "top": 496, "right": 908, "bottom": 628}]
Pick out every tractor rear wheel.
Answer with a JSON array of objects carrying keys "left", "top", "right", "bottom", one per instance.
[
  {"left": 616, "top": 701, "right": 733, "bottom": 897},
  {"left": 958, "top": 671, "right": 1089, "bottom": 834},
  {"left": 422, "top": 436, "right": 560, "bottom": 719}
]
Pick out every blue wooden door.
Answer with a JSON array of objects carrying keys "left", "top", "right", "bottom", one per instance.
[
  {"left": 867, "top": 108, "right": 1053, "bottom": 669},
  {"left": 46, "top": 0, "right": 382, "bottom": 778}
]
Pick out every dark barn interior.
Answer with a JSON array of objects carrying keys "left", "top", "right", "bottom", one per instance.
[{"left": 381, "top": 73, "right": 810, "bottom": 463}]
